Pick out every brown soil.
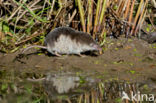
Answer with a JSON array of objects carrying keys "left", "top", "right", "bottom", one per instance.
[{"left": 0, "top": 37, "right": 156, "bottom": 82}]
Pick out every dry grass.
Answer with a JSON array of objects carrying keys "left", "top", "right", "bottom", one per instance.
[{"left": 0, "top": 0, "right": 155, "bottom": 52}]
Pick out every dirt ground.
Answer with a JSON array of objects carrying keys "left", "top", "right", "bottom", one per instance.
[{"left": 0, "top": 37, "right": 156, "bottom": 83}]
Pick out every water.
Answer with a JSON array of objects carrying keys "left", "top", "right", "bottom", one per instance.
[{"left": 0, "top": 69, "right": 156, "bottom": 103}]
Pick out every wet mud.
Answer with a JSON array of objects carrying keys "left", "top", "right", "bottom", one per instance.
[{"left": 0, "top": 37, "right": 156, "bottom": 102}]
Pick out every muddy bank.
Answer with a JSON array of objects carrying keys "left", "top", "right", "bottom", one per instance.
[
  {"left": 0, "top": 37, "right": 156, "bottom": 82},
  {"left": 1, "top": 37, "right": 156, "bottom": 103}
]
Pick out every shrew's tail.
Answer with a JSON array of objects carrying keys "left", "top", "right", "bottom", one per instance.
[{"left": 22, "top": 45, "right": 47, "bottom": 53}]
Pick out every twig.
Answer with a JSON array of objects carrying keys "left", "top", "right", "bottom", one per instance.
[
  {"left": 7, "top": 0, "right": 25, "bottom": 22},
  {"left": 15, "top": 30, "right": 43, "bottom": 46},
  {"left": 68, "top": 9, "right": 77, "bottom": 24},
  {"left": 16, "top": 0, "right": 41, "bottom": 24},
  {"left": 48, "top": 0, "right": 56, "bottom": 20},
  {"left": 148, "top": 16, "right": 156, "bottom": 31}
]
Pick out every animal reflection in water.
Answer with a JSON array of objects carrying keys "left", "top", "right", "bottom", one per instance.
[{"left": 43, "top": 73, "right": 96, "bottom": 98}]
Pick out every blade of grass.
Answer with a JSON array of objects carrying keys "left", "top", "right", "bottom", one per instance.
[
  {"left": 91, "top": 91, "right": 94, "bottom": 103},
  {"left": 68, "top": 9, "right": 77, "bottom": 24},
  {"left": 130, "top": 0, "right": 144, "bottom": 36},
  {"left": 93, "top": 0, "right": 101, "bottom": 39},
  {"left": 78, "top": 94, "right": 83, "bottom": 103},
  {"left": 134, "top": 0, "right": 148, "bottom": 35},
  {"left": 126, "top": 0, "right": 135, "bottom": 37},
  {"left": 85, "top": 92, "right": 90, "bottom": 103},
  {"left": 123, "top": 0, "right": 130, "bottom": 37},
  {"left": 48, "top": 0, "right": 56, "bottom": 20},
  {"left": 16, "top": 0, "right": 41, "bottom": 23},
  {"left": 116, "top": 0, "right": 123, "bottom": 13},
  {"left": 122, "top": 0, "right": 129, "bottom": 18},
  {"left": 124, "top": 0, "right": 131, "bottom": 19},
  {"left": 7, "top": 0, "right": 26, "bottom": 22},
  {"left": 0, "top": 31, "right": 5, "bottom": 41},
  {"left": 128, "top": 0, "right": 135, "bottom": 24},
  {"left": 12, "top": 0, "right": 48, "bottom": 23},
  {"left": 41, "top": 0, "right": 47, "bottom": 16},
  {"left": 99, "top": 0, "right": 107, "bottom": 24},
  {"left": 51, "top": 0, "right": 63, "bottom": 29},
  {"left": 98, "top": 0, "right": 108, "bottom": 34},
  {"left": 87, "top": 0, "right": 93, "bottom": 33},
  {"left": 77, "top": 0, "right": 86, "bottom": 32},
  {"left": 14, "top": 0, "right": 41, "bottom": 34},
  {"left": 15, "top": 30, "right": 43, "bottom": 45},
  {"left": 117, "top": 0, "right": 125, "bottom": 16},
  {"left": 100, "top": 29, "right": 106, "bottom": 46}
]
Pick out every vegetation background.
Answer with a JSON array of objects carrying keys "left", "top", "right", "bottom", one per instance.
[{"left": 0, "top": 0, "right": 155, "bottom": 52}]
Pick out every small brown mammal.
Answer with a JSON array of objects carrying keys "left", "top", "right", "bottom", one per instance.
[{"left": 23, "top": 27, "right": 102, "bottom": 56}]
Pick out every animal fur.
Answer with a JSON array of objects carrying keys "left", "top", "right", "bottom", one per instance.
[{"left": 23, "top": 27, "right": 101, "bottom": 56}]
